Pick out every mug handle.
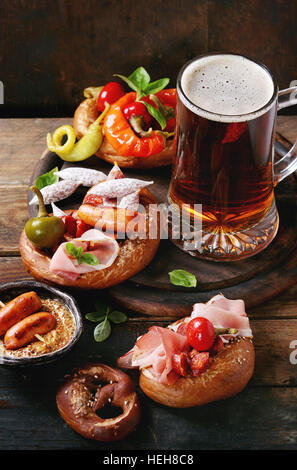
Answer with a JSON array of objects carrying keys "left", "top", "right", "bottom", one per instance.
[{"left": 274, "top": 86, "right": 297, "bottom": 184}]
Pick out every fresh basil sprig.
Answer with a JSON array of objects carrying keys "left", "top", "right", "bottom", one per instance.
[
  {"left": 85, "top": 301, "right": 127, "bottom": 342},
  {"left": 169, "top": 269, "right": 197, "bottom": 288},
  {"left": 66, "top": 242, "right": 99, "bottom": 266},
  {"left": 35, "top": 166, "right": 59, "bottom": 190},
  {"left": 114, "top": 66, "right": 170, "bottom": 129},
  {"left": 141, "top": 101, "right": 167, "bottom": 130},
  {"left": 115, "top": 66, "right": 169, "bottom": 100}
]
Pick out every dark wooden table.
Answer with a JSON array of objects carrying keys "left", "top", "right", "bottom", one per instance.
[{"left": 0, "top": 117, "right": 297, "bottom": 450}]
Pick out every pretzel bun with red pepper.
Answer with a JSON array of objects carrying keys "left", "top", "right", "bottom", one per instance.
[
  {"left": 73, "top": 67, "right": 176, "bottom": 168},
  {"left": 118, "top": 295, "right": 255, "bottom": 408}
]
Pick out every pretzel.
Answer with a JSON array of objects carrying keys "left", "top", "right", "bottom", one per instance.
[{"left": 56, "top": 363, "right": 141, "bottom": 441}]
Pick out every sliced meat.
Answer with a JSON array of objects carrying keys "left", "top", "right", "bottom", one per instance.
[{"left": 49, "top": 229, "right": 119, "bottom": 281}]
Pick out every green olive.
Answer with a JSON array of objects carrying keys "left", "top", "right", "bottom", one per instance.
[{"left": 25, "top": 186, "right": 65, "bottom": 249}]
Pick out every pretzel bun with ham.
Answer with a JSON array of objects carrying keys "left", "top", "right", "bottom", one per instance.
[
  {"left": 73, "top": 67, "right": 176, "bottom": 168},
  {"left": 19, "top": 164, "right": 160, "bottom": 289},
  {"left": 118, "top": 295, "right": 255, "bottom": 408}
]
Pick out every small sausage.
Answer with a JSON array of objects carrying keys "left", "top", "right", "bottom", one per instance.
[
  {"left": 4, "top": 312, "right": 56, "bottom": 350},
  {"left": 77, "top": 204, "right": 145, "bottom": 235},
  {"left": 0, "top": 292, "right": 42, "bottom": 336}
]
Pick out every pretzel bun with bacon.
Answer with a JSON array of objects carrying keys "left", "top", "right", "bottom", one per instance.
[
  {"left": 73, "top": 67, "right": 176, "bottom": 168},
  {"left": 118, "top": 295, "right": 255, "bottom": 408},
  {"left": 19, "top": 164, "right": 160, "bottom": 289}
]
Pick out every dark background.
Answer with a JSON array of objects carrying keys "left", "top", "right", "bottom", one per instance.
[{"left": 0, "top": 0, "right": 296, "bottom": 117}]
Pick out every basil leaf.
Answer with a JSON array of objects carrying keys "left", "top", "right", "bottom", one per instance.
[
  {"left": 95, "top": 300, "right": 109, "bottom": 317},
  {"left": 169, "top": 269, "right": 197, "bottom": 288},
  {"left": 109, "top": 310, "right": 127, "bottom": 324},
  {"left": 66, "top": 242, "right": 78, "bottom": 258},
  {"left": 144, "top": 78, "right": 170, "bottom": 95},
  {"left": 35, "top": 167, "right": 59, "bottom": 190},
  {"left": 81, "top": 253, "right": 99, "bottom": 266},
  {"left": 85, "top": 312, "right": 106, "bottom": 323},
  {"left": 128, "top": 67, "right": 150, "bottom": 92},
  {"left": 141, "top": 101, "right": 167, "bottom": 130},
  {"left": 94, "top": 319, "right": 111, "bottom": 342},
  {"left": 114, "top": 74, "right": 139, "bottom": 93}
]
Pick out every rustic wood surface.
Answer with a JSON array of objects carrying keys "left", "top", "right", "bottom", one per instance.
[
  {"left": 0, "top": 116, "right": 296, "bottom": 450},
  {"left": 1, "top": 0, "right": 296, "bottom": 117}
]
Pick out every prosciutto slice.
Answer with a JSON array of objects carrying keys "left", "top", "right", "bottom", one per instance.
[
  {"left": 117, "top": 326, "right": 189, "bottom": 385},
  {"left": 190, "top": 294, "right": 252, "bottom": 337},
  {"left": 49, "top": 229, "right": 119, "bottom": 281}
]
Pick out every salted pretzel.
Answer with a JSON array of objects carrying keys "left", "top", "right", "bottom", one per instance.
[{"left": 56, "top": 363, "right": 141, "bottom": 441}]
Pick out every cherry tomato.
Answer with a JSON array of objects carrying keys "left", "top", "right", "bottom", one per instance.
[
  {"left": 76, "top": 220, "right": 92, "bottom": 238},
  {"left": 122, "top": 101, "right": 152, "bottom": 127},
  {"left": 61, "top": 215, "right": 77, "bottom": 237},
  {"left": 186, "top": 317, "right": 215, "bottom": 351},
  {"left": 97, "top": 82, "right": 125, "bottom": 112}
]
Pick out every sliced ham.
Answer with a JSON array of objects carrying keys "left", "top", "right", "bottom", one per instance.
[
  {"left": 117, "top": 326, "right": 189, "bottom": 385},
  {"left": 191, "top": 294, "right": 252, "bottom": 337},
  {"left": 49, "top": 229, "right": 119, "bottom": 281}
]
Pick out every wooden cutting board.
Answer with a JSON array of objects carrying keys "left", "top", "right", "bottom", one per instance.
[{"left": 29, "top": 141, "right": 297, "bottom": 316}]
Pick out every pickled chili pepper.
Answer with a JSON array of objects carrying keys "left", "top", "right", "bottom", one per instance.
[
  {"left": 104, "top": 92, "right": 167, "bottom": 157},
  {"left": 47, "top": 103, "right": 109, "bottom": 162},
  {"left": 155, "top": 89, "right": 177, "bottom": 108},
  {"left": 25, "top": 186, "right": 65, "bottom": 249}
]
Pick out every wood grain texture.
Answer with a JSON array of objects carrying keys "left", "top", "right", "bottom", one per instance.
[
  {"left": 0, "top": 316, "right": 296, "bottom": 450},
  {"left": 0, "top": 0, "right": 296, "bottom": 117},
  {"left": 0, "top": 118, "right": 72, "bottom": 185},
  {"left": 0, "top": 384, "right": 296, "bottom": 450},
  {"left": 0, "top": 116, "right": 293, "bottom": 186},
  {"left": 0, "top": 116, "right": 296, "bottom": 450}
]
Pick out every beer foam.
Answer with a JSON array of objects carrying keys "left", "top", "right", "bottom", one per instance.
[{"left": 180, "top": 54, "right": 275, "bottom": 122}]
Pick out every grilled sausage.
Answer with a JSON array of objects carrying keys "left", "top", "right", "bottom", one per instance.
[
  {"left": 4, "top": 312, "right": 56, "bottom": 350},
  {"left": 0, "top": 292, "right": 42, "bottom": 336}
]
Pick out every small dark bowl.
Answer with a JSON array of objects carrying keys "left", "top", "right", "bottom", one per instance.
[{"left": 0, "top": 280, "right": 83, "bottom": 366}]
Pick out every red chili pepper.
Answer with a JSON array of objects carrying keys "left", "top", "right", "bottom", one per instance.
[
  {"left": 61, "top": 215, "right": 77, "bottom": 237},
  {"left": 76, "top": 220, "right": 92, "bottom": 238},
  {"left": 165, "top": 117, "right": 175, "bottom": 132},
  {"left": 97, "top": 81, "right": 125, "bottom": 112},
  {"left": 104, "top": 92, "right": 165, "bottom": 157},
  {"left": 122, "top": 101, "right": 152, "bottom": 127},
  {"left": 156, "top": 89, "right": 177, "bottom": 108}
]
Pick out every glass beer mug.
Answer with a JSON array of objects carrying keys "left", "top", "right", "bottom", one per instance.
[{"left": 168, "top": 53, "right": 297, "bottom": 261}]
